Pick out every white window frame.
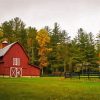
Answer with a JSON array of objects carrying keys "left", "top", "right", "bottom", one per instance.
[{"left": 13, "top": 58, "right": 20, "bottom": 66}]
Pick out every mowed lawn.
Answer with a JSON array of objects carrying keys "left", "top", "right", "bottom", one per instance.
[{"left": 0, "top": 77, "right": 100, "bottom": 100}]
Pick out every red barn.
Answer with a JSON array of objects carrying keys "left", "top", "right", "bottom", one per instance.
[{"left": 0, "top": 41, "right": 40, "bottom": 77}]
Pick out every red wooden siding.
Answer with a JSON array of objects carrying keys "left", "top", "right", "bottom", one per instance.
[{"left": 0, "top": 42, "right": 40, "bottom": 77}]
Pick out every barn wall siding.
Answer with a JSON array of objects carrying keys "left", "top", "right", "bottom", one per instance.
[{"left": 0, "top": 63, "right": 4, "bottom": 75}]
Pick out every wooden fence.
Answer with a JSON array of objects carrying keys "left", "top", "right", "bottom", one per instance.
[{"left": 64, "top": 72, "right": 100, "bottom": 79}]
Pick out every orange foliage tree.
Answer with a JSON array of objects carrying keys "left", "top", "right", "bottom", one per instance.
[{"left": 36, "top": 29, "right": 52, "bottom": 75}]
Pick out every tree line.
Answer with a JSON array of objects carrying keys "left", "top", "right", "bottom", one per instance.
[{"left": 0, "top": 17, "right": 100, "bottom": 75}]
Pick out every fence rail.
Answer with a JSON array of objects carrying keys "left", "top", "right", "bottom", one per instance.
[{"left": 64, "top": 72, "right": 100, "bottom": 79}]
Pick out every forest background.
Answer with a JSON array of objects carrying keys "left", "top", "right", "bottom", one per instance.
[{"left": 0, "top": 17, "right": 100, "bottom": 75}]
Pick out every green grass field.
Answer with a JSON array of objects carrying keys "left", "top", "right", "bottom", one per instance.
[{"left": 0, "top": 77, "right": 100, "bottom": 100}]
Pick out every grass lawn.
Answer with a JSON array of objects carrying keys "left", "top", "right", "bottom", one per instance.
[{"left": 0, "top": 77, "right": 100, "bottom": 100}]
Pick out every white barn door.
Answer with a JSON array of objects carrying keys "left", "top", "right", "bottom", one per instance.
[{"left": 10, "top": 67, "right": 22, "bottom": 77}]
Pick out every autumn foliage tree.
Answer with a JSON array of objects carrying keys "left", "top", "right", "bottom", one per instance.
[{"left": 36, "top": 29, "right": 51, "bottom": 75}]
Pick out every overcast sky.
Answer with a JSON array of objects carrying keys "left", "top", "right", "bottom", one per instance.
[{"left": 0, "top": 0, "right": 100, "bottom": 38}]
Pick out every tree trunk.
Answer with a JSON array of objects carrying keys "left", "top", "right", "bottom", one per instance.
[
  {"left": 31, "top": 47, "right": 34, "bottom": 64},
  {"left": 41, "top": 67, "right": 44, "bottom": 76},
  {"left": 81, "top": 63, "right": 83, "bottom": 74},
  {"left": 69, "top": 63, "right": 72, "bottom": 72},
  {"left": 40, "top": 67, "right": 44, "bottom": 76},
  {"left": 69, "top": 58, "right": 72, "bottom": 72},
  {"left": 64, "top": 61, "right": 66, "bottom": 73}
]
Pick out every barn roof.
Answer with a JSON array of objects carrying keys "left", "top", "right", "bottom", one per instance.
[{"left": 0, "top": 42, "right": 16, "bottom": 57}]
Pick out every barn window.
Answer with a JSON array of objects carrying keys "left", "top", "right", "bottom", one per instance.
[{"left": 13, "top": 58, "right": 20, "bottom": 66}]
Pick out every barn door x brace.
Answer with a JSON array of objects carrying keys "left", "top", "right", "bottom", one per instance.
[{"left": 10, "top": 67, "right": 22, "bottom": 77}]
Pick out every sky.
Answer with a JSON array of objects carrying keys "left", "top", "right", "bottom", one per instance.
[{"left": 0, "top": 0, "right": 100, "bottom": 38}]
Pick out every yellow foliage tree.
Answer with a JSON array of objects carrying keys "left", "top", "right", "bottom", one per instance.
[
  {"left": 0, "top": 30, "right": 7, "bottom": 48},
  {"left": 36, "top": 29, "right": 52, "bottom": 75}
]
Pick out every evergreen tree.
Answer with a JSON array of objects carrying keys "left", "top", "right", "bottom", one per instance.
[{"left": 76, "top": 28, "right": 98, "bottom": 73}]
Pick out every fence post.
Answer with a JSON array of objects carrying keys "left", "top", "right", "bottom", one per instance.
[
  {"left": 99, "top": 72, "right": 100, "bottom": 79},
  {"left": 70, "top": 72, "right": 72, "bottom": 79}
]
